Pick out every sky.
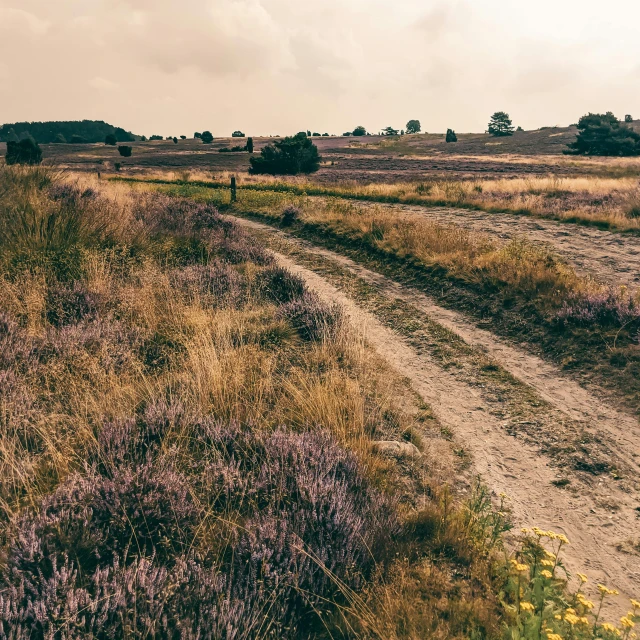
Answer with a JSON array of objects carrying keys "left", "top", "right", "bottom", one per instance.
[{"left": 1, "top": 0, "right": 639, "bottom": 137}]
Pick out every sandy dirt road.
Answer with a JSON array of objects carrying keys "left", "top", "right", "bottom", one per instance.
[{"left": 232, "top": 214, "right": 640, "bottom": 614}]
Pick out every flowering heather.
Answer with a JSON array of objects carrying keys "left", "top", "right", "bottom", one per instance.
[
  {"left": 256, "top": 265, "right": 307, "bottom": 304},
  {"left": 45, "top": 281, "right": 101, "bottom": 326},
  {"left": 277, "top": 291, "right": 344, "bottom": 341},
  {"left": 555, "top": 288, "right": 640, "bottom": 327},
  {"left": 0, "top": 419, "right": 396, "bottom": 638},
  {"left": 170, "top": 262, "right": 247, "bottom": 308}
]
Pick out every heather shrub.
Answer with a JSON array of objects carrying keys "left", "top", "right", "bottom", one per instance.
[
  {"left": 169, "top": 262, "right": 246, "bottom": 308},
  {"left": 281, "top": 204, "right": 301, "bottom": 226},
  {"left": 555, "top": 288, "right": 640, "bottom": 327},
  {"left": 256, "top": 265, "right": 306, "bottom": 304},
  {"left": 45, "top": 282, "right": 100, "bottom": 326},
  {"left": 117, "top": 145, "right": 132, "bottom": 157},
  {"left": 566, "top": 112, "right": 640, "bottom": 156},
  {"left": 277, "top": 291, "right": 344, "bottom": 341},
  {"left": 5, "top": 139, "right": 42, "bottom": 166}
]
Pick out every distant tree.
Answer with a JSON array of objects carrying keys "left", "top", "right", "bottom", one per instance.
[
  {"left": 249, "top": 132, "right": 321, "bottom": 175},
  {"left": 53, "top": 133, "right": 67, "bottom": 144},
  {"left": 488, "top": 112, "right": 515, "bottom": 137},
  {"left": 382, "top": 126, "right": 399, "bottom": 136},
  {"left": 343, "top": 132, "right": 352, "bottom": 137},
  {"left": 118, "top": 145, "right": 132, "bottom": 157},
  {"left": 565, "top": 112, "right": 640, "bottom": 156},
  {"left": 352, "top": 126, "right": 367, "bottom": 137},
  {"left": 0, "top": 120, "right": 136, "bottom": 144},
  {"left": 201, "top": 131, "right": 214, "bottom": 144},
  {"left": 516, "top": 126, "right": 524, "bottom": 132},
  {"left": 6, "top": 138, "right": 42, "bottom": 165},
  {"left": 105, "top": 134, "right": 117, "bottom": 146},
  {"left": 140, "top": 136, "right": 148, "bottom": 141},
  {"left": 3, "top": 128, "right": 19, "bottom": 143},
  {"left": 180, "top": 135, "right": 187, "bottom": 140},
  {"left": 322, "top": 133, "right": 329, "bottom": 136},
  {"left": 173, "top": 137, "right": 178, "bottom": 144},
  {"left": 306, "top": 130, "right": 311, "bottom": 137},
  {"left": 400, "top": 130, "right": 405, "bottom": 135},
  {"left": 232, "top": 130, "right": 245, "bottom": 138},
  {"left": 246, "top": 137, "right": 254, "bottom": 153},
  {"left": 625, "top": 114, "right": 634, "bottom": 123},
  {"left": 406, "top": 120, "right": 421, "bottom": 134},
  {"left": 194, "top": 132, "right": 202, "bottom": 139},
  {"left": 70, "top": 135, "right": 88, "bottom": 144},
  {"left": 149, "top": 135, "right": 163, "bottom": 141},
  {"left": 445, "top": 129, "right": 458, "bottom": 143},
  {"left": 312, "top": 132, "right": 321, "bottom": 137}
]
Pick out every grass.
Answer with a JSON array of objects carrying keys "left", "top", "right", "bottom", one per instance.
[{"left": 114, "top": 172, "right": 640, "bottom": 232}]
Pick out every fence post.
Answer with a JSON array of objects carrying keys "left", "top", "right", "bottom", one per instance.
[{"left": 230, "top": 176, "right": 237, "bottom": 202}]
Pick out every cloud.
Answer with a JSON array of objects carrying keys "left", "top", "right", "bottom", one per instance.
[{"left": 0, "top": 0, "right": 639, "bottom": 135}]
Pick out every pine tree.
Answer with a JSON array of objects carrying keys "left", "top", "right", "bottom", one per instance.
[{"left": 488, "top": 112, "right": 515, "bottom": 137}]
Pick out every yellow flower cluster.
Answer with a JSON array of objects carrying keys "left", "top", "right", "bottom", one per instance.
[
  {"left": 576, "top": 593, "right": 594, "bottom": 610},
  {"left": 520, "top": 602, "right": 535, "bottom": 612},
  {"left": 509, "top": 558, "right": 529, "bottom": 573},
  {"left": 621, "top": 614, "right": 636, "bottom": 629},
  {"left": 598, "top": 584, "right": 620, "bottom": 596},
  {"left": 530, "top": 528, "right": 570, "bottom": 544},
  {"left": 546, "top": 634, "right": 563, "bottom": 640},
  {"left": 601, "top": 622, "right": 622, "bottom": 636}
]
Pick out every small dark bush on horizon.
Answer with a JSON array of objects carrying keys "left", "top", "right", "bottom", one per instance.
[
  {"left": 5, "top": 138, "right": 42, "bottom": 165},
  {"left": 118, "top": 145, "right": 132, "bottom": 157},
  {"left": 231, "top": 130, "right": 245, "bottom": 137},
  {"left": 200, "top": 131, "right": 214, "bottom": 144},
  {"left": 446, "top": 128, "right": 458, "bottom": 143},
  {"left": 249, "top": 132, "right": 321, "bottom": 175},
  {"left": 565, "top": 112, "right": 640, "bottom": 156}
]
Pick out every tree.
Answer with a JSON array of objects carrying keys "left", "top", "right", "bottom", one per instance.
[
  {"left": 565, "top": 112, "right": 640, "bottom": 156},
  {"left": 149, "top": 135, "right": 163, "bottom": 141},
  {"left": 70, "top": 135, "right": 88, "bottom": 143},
  {"left": 232, "top": 130, "right": 245, "bottom": 138},
  {"left": 6, "top": 138, "right": 42, "bottom": 165},
  {"left": 118, "top": 145, "right": 132, "bottom": 157},
  {"left": 0, "top": 120, "right": 136, "bottom": 144},
  {"left": 312, "top": 132, "right": 321, "bottom": 137},
  {"left": 180, "top": 135, "right": 187, "bottom": 140},
  {"left": 53, "top": 134, "right": 67, "bottom": 144},
  {"left": 105, "top": 134, "right": 117, "bottom": 146},
  {"left": 445, "top": 129, "right": 457, "bottom": 143},
  {"left": 194, "top": 132, "right": 202, "bottom": 139},
  {"left": 3, "top": 128, "right": 19, "bottom": 143},
  {"left": 201, "top": 131, "right": 214, "bottom": 144},
  {"left": 625, "top": 115, "right": 634, "bottom": 123},
  {"left": 246, "top": 137, "right": 254, "bottom": 153},
  {"left": 352, "top": 126, "right": 367, "bottom": 136},
  {"left": 173, "top": 137, "right": 178, "bottom": 144},
  {"left": 382, "top": 126, "right": 399, "bottom": 136},
  {"left": 322, "top": 133, "right": 329, "bottom": 137},
  {"left": 488, "top": 112, "right": 515, "bottom": 137},
  {"left": 343, "top": 132, "right": 352, "bottom": 137},
  {"left": 306, "top": 130, "right": 311, "bottom": 137},
  {"left": 249, "top": 132, "right": 321, "bottom": 175},
  {"left": 406, "top": 120, "right": 421, "bottom": 134}
]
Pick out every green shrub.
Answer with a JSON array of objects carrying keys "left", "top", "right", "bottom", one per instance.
[
  {"left": 105, "top": 134, "right": 117, "bottom": 146},
  {"left": 201, "top": 131, "right": 214, "bottom": 144},
  {"left": 53, "top": 134, "right": 67, "bottom": 144},
  {"left": 118, "top": 146, "right": 132, "bottom": 157},
  {"left": 446, "top": 129, "right": 458, "bottom": 143},
  {"left": 406, "top": 119, "right": 421, "bottom": 134},
  {"left": 246, "top": 137, "right": 254, "bottom": 153},
  {"left": 5, "top": 139, "right": 42, "bottom": 165},
  {"left": 566, "top": 112, "right": 640, "bottom": 156},
  {"left": 249, "top": 133, "right": 321, "bottom": 175},
  {"left": 352, "top": 126, "right": 367, "bottom": 136},
  {"left": 231, "top": 130, "right": 245, "bottom": 138}
]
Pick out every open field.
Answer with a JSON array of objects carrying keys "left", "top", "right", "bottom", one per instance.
[{"left": 1, "top": 131, "right": 640, "bottom": 636}]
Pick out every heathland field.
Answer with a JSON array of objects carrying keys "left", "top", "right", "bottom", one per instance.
[{"left": 1, "top": 127, "right": 639, "bottom": 638}]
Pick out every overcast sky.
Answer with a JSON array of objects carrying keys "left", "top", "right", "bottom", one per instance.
[{"left": 1, "top": 0, "right": 639, "bottom": 137}]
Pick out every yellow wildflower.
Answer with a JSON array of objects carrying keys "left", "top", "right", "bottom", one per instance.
[
  {"left": 540, "top": 570, "right": 553, "bottom": 579},
  {"left": 520, "top": 602, "right": 535, "bottom": 612},
  {"left": 546, "top": 634, "right": 564, "bottom": 640},
  {"left": 577, "top": 572, "right": 588, "bottom": 583},
  {"left": 598, "top": 584, "right": 620, "bottom": 596},
  {"left": 521, "top": 527, "right": 530, "bottom": 534},
  {"left": 514, "top": 563, "right": 529, "bottom": 573},
  {"left": 577, "top": 595, "right": 594, "bottom": 610},
  {"left": 556, "top": 533, "right": 569, "bottom": 544},
  {"left": 565, "top": 613, "right": 580, "bottom": 625},
  {"left": 541, "top": 559, "right": 555, "bottom": 567},
  {"left": 601, "top": 622, "right": 621, "bottom": 636},
  {"left": 621, "top": 616, "right": 636, "bottom": 629},
  {"left": 554, "top": 614, "right": 562, "bottom": 620},
  {"left": 544, "top": 550, "right": 557, "bottom": 560},
  {"left": 631, "top": 599, "right": 640, "bottom": 610}
]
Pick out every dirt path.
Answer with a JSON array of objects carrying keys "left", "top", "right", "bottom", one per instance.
[
  {"left": 232, "top": 215, "right": 640, "bottom": 613},
  {"left": 346, "top": 200, "right": 640, "bottom": 288}
]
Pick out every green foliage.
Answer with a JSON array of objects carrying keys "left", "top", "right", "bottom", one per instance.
[
  {"left": 6, "top": 139, "right": 42, "bottom": 166},
  {"left": 231, "top": 130, "right": 245, "bottom": 138},
  {"left": 246, "top": 137, "right": 254, "bottom": 153},
  {"left": 312, "top": 132, "right": 321, "bottom": 137},
  {"left": 488, "top": 111, "right": 515, "bottom": 137},
  {"left": 194, "top": 132, "right": 202, "bottom": 139},
  {"left": 149, "top": 135, "right": 163, "bottom": 141},
  {"left": 406, "top": 119, "right": 421, "bottom": 134},
  {"left": 70, "top": 135, "right": 88, "bottom": 144},
  {"left": 446, "top": 129, "right": 458, "bottom": 143},
  {"left": 383, "top": 126, "right": 399, "bottom": 136},
  {"left": 249, "top": 132, "right": 321, "bottom": 175},
  {"left": 200, "top": 131, "right": 214, "bottom": 144},
  {"left": 173, "top": 137, "right": 178, "bottom": 144},
  {"left": 118, "top": 145, "right": 132, "bottom": 158},
  {"left": 625, "top": 114, "right": 633, "bottom": 123},
  {"left": 0, "top": 120, "right": 135, "bottom": 144},
  {"left": 2, "top": 127, "right": 19, "bottom": 143},
  {"left": 105, "top": 134, "right": 117, "bottom": 146},
  {"left": 180, "top": 135, "right": 187, "bottom": 140},
  {"left": 352, "top": 125, "right": 367, "bottom": 136},
  {"left": 566, "top": 112, "right": 640, "bottom": 156},
  {"left": 53, "top": 134, "right": 67, "bottom": 144}
]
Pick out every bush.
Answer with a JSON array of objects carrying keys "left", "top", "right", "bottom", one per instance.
[
  {"left": 352, "top": 126, "right": 367, "bottom": 136},
  {"left": 53, "top": 133, "right": 67, "bottom": 143},
  {"left": 256, "top": 265, "right": 306, "bottom": 304},
  {"left": 149, "top": 135, "right": 163, "bottom": 141},
  {"left": 446, "top": 128, "right": 458, "bottom": 143},
  {"left": 70, "top": 134, "right": 88, "bottom": 143},
  {"left": 194, "top": 132, "right": 202, "bottom": 139},
  {"left": 406, "top": 119, "right": 421, "bottom": 134},
  {"left": 246, "top": 136, "right": 254, "bottom": 153},
  {"left": 104, "top": 134, "right": 117, "bottom": 146},
  {"left": 173, "top": 137, "right": 178, "bottom": 144},
  {"left": 488, "top": 111, "right": 514, "bottom": 137},
  {"left": 555, "top": 289, "right": 640, "bottom": 327},
  {"left": 281, "top": 204, "right": 301, "bottom": 227},
  {"left": 118, "top": 145, "right": 132, "bottom": 157},
  {"left": 565, "top": 112, "right": 640, "bottom": 156},
  {"left": 249, "top": 132, "right": 321, "bottom": 175},
  {"left": 383, "top": 126, "right": 399, "bottom": 136},
  {"left": 231, "top": 130, "right": 245, "bottom": 137},
  {"left": 277, "top": 291, "right": 344, "bottom": 341},
  {"left": 5, "top": 139, "right": 42, "bottom": 165},
  {"left": 625, "top": 114, "right": 633, "bottom": 123},
  {"left": 180, "top": 135, "right": 187, "bottom": 140},
  {"left": 200, "top": 131, "right": 214, "bottom": 144}
]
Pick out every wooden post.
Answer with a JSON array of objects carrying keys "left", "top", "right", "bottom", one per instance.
[{"left": 230, "top": 175, "right": 237, "bottom": 202}]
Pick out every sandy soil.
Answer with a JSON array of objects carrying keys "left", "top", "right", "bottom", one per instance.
[{"left": 231, "top": 215, "right": 640, "bottom": 614}]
